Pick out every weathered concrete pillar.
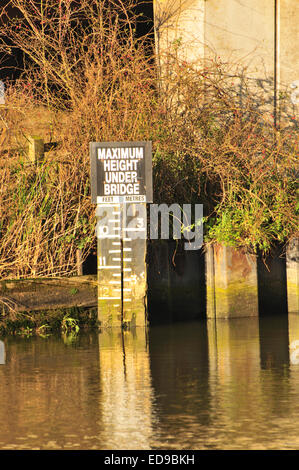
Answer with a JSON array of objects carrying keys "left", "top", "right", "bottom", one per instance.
[
  {"left": 205, "top": 244, "right": 259, "bottom": 318},
  {"left": 205, "top": 243, "right": 216, "bottom": 319},
  {"left": 286, "top": 238, "right": 299, "bottom": 314}
]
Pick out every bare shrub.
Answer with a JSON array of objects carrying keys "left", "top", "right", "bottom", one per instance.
[{"left": 0, "top": 0, "right": 297, "bottom": 278}]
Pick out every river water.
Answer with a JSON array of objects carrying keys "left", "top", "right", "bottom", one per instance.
[{"left": 0, "top": 314, "right": 299, "bottom": 450}]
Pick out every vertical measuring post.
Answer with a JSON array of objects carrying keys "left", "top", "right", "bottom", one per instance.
[
  {"left": 97, "top": 204, "right": 123, "bottom": 327},
  {"left": 122, "top": 202, "right": 147, "bottom": 327},
  {"left": 96, "top": 203, "right": 148, "bottom": 328},
  {"left": 91, "top": 141, "right": 152, "bottom": 328}
]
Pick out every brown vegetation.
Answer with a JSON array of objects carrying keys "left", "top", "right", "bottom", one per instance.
[{"left": 0, "top": 0, "right": 297, "bottom": 279}]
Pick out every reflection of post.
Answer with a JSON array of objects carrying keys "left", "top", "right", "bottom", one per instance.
[
  {"left": 207, "top": 318, "right": 261, "bottom": 413},
  {"left": 98, "top": 329, "right": 153, "bottom": 449},
  {"left": 0, "top": 340, "right": 5, "bottom": 365},
  {"left": 258, "top": 316, "right": 291, "bottom": 418}
]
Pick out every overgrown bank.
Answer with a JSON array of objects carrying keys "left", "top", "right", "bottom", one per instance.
[
  {"left": 0, "top": 306, "right": 98, "bottom": 337},
  {"left": 0, "top": 0, "right": 298, "bottom": 282}
]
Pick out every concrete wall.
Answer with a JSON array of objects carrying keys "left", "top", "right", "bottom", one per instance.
[
  {"left": 154, "top": 0, "right": 205, "bottom": 63},
  {"left": 153, "top": 0, "right": 298, "bottom": 319},
  {"left": 154, "top": 0, "right": 299, "bottom": 122}
]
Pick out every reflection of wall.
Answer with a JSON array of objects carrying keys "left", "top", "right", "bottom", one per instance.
[
  {"left": 206, "top": 244, "right": 258, "bottom": 319},
  {"left": 148, "top": 322, "right": 211, "bottom": 447},
  {"left": 259, "top": 316, "right": 290, "bottom": 369},
  {"left": 258, "top": 316, "right": 291, "bottom": 421},
  {"left": 288, "top": 313, "right": 299, "bottom": 426},
  {"left": 98, "top": 329, "right": 154, "bottom": 450}
]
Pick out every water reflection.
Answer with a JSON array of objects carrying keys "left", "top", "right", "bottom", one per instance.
[
  {"left": 0, "top": 315, "right": 298, "bottom": 449},
  {"left": 0, "top": 334, "right": 101, "bottom": 449},
  {"left": 207, "top": 317, "right": 262, "bottom": 443},
  {"left": 259, "top": 316, "right": 290, "bottom": 370},
  {"left": 148, "top": 322, "right": 211, "bottom": 449},
  {"left": 98, "top": 329, "right": 154, "bottom": 449}
]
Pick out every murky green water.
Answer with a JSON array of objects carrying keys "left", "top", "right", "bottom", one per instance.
[{"left": 0, "top": 314, "right": 299, "bottom": 450}]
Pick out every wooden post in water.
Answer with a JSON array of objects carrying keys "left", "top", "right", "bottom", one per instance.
[{"left": 90, "top": 141, "right": 152, "bottom": 328}]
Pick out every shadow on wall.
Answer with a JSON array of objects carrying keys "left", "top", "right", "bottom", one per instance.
[
  {"left": 147, "top": 239, "right": 206, "bottom": 324},
  {"left": 257, "top": 244, "right": 288, "bottom": 316}
]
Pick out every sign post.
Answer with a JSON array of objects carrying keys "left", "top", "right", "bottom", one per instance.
[{"left": 90, "top": 141, "right": 152, "bottom": 328}]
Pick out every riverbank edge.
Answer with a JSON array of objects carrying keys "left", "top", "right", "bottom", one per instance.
[
  {"left": 0, "top": 275, "right": 99, "bottom": 336},
  {"left": 0, "top": 305, "right": 99, "bottom": 337}
]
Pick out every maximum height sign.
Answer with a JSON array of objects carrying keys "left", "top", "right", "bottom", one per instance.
[
  {"left": 90, "top": 141, "right": 153, "bottom": 204},
  {"left": 90, "top": 141, "right": 152, "bottom": 328}
]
